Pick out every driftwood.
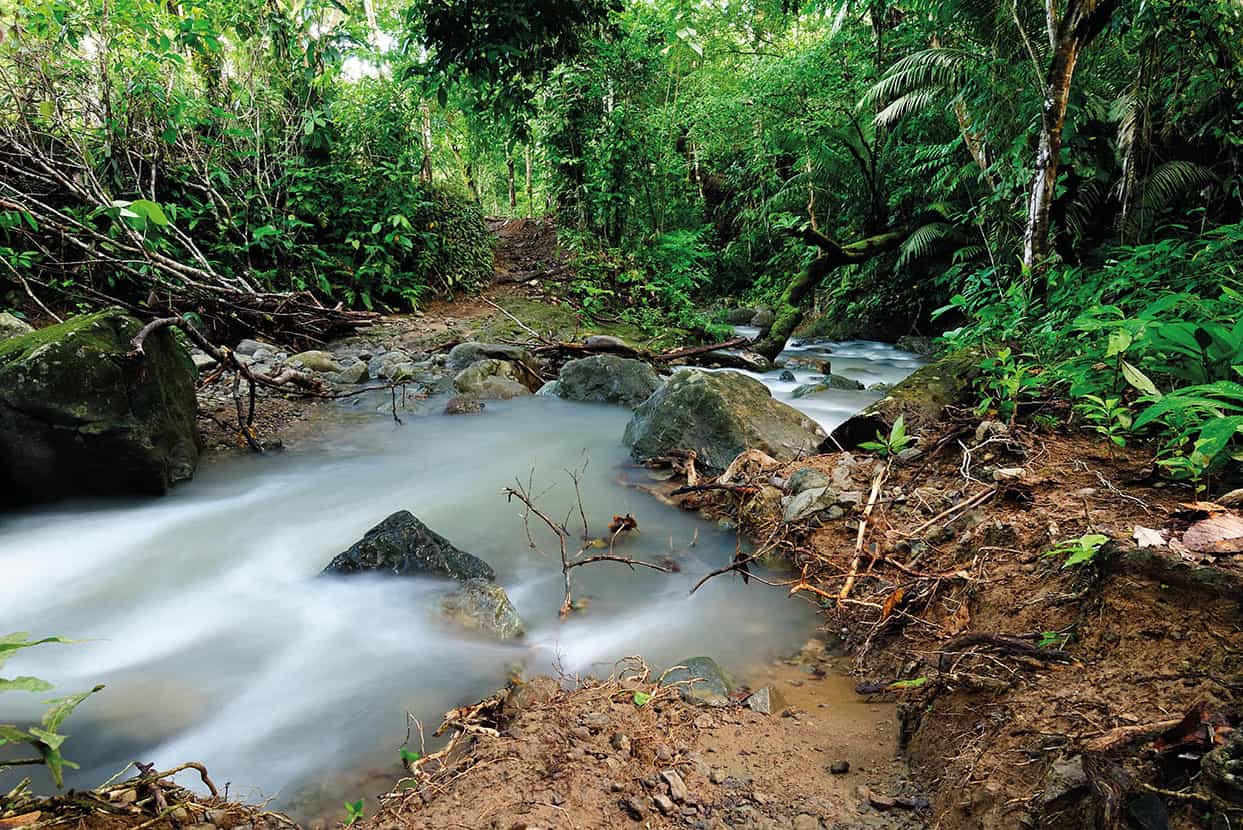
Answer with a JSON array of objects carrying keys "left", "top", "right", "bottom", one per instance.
[{"left": 532, "top": 336, "right": 751, "bottom": 366}]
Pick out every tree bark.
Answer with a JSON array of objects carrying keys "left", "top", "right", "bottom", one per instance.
[
  {"left": 753, "top": 224, "right": 921, "bottom": 361},
  {"left": 1022, "top": 0, "right": 1119, "bottom": 270},
  {"left": 506, "top": 154, "right": 517, "bottom": 212}
]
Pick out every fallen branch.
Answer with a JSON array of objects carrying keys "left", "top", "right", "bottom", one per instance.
[{"left": 841, "top": 463, "right": 888, "bottom": 600}]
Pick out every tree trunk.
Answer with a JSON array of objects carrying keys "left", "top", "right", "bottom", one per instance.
[
  {"left": 1022, "top": 0, "right": 1119, "bottom": 270},
  {"left": 524, "top": 145, "right": 533, "bottom": 218},
  {"left": 754, "top": 225, "right": 921, "bottom": 361},
  {"left": 506, "top": 155, "right": 517, "bottom": 212},
  {"left": 420, "top": 105, "right": 434, "bottom": 182}
]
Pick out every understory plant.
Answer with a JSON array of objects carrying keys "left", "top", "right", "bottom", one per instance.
[{"left": 0, "top": 633, "right": 102, "bottom": 787}]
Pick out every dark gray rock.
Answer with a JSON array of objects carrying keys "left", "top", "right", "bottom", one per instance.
[
  {"left": 555, "top": 355, "right": 661, "bottom": 407},
  {"left": 786, "top": 467, "right": 832, "bottom": 495},
  {"left": 721, "top": 307, "right": 758, "bottom": 325},
  {"left": 660, "top": 656, "right": 733, "bottom": 707},
  {"left": 750, "top": 307, "right": 775, "bottom": 329},
  {"left": 439, "top": 579, "right": 525, "bottom": 639},
  {"left": 624, "top": 369, "right": 826, "bottom": 471},
  {"left": 779, "top": 369, "right": 796, "bottom": 382},
  {"left": 446, "top": 342, "right": 532, "bottom": 371},
  {"left": 0, "top": 309, "right": 200, "bottom": 506},
  {"left": 323, "top": 510, "right": 495, "bottom": 581},
  {"left": 444, "top": 396, "right": 485, "bottom": 415},
  {"left": 792, "top": 374, "right": 865, "bottom": 398}
]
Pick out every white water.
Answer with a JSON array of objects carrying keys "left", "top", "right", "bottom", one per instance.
[{"left": 0, "top": 339, "right": 920, "bottom": 809}]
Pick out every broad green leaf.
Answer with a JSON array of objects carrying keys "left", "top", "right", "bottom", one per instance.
[
  {"left": 1120, "top": 361, "right": 1159, "bottom": 397},
  {"left": 41, "top": 684, "right": 104, "bottom": 734},
  {"left": 633, "top": 690, "right": 652, "bottom": 707},
  {"left": 0, "top": 676, "right": 55, "bottom": 693}
]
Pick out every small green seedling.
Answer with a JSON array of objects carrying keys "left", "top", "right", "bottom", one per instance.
[
  {"left": 633, "top": 690, "right": 652, "bottom": 707},
  {"left": 887, "top": 676, "right": 927, "bottom": 690},
  {"left": 344, "top": 799, "right": 365, "bottom": 827},
  {"left": 399, "top": 747, "right": 422, "bottom": 766},
  {"left": 859, "top": 415, "right": 913, "bottom": 457},
  {"left": 1045, "top": 533, "right": 1109, "bottom": 568}
]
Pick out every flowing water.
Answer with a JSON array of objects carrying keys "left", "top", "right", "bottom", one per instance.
[{"left": 0, "top": 338, "right": 921, "bottom": 810}]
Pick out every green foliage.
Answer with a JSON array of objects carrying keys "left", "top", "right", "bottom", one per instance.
[
  {"left": 859, "top": 415, "right": 913, "bottom": 457},
  {"left": 0, "top": 633, "right": 102, "bottom": 788},
  {"left": 1074, "top": 395, "right": 1133, "bottom": 448},
  {"left": 344, "top": 799, "right": 365, "bottom": 826},
  {"left": 1044, "top": 534, "right": 1110, "bottom": 569},
  {"left": 974, "top": 348, "right": 1043, "bottom": 426},
  {"left": 632, "top": 690, "right": 652, "bottom": 707}
]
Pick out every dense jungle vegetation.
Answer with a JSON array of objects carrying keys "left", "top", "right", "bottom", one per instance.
[{"left": 0, "top": 0, "right": 1241, "bottom": 485}]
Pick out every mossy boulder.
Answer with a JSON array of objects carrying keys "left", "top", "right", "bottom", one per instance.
[
  {"left": 439, "top": 579, "right": 526, "bottom": 640},
  {"left": 322, "top": 510, "right": 495, "bottom": 581},
  {"left": 555, "top": 355, "right": 661, "bottom": 408},
  {"left": 623, "top": 369, "right": 827, "bottom": 471},
  {"left": 831, "top": 348, "right": 983, "bottom": 448},
  {"left": 0, "top": 308, "right": 200, "bottom": 507}
]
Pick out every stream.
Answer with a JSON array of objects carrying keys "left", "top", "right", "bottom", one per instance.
[{"left": 0, "top": 337, "right": 922, "bottom": 812}]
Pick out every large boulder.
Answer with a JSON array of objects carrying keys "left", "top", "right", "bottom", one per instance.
[
  {"left": 0, "top": 312, "right": 34, "bottom": 341},
  {"left": 453, "top": 359, "right": 532, "bottom": 399},
  {"left": 323, "top": 510, "right": 495, "bottom": 581},
  {"left": 623, "top": 369, "right": 827, "bottom": 471},
  {"left": 439, "top": 579, "right": 525, "bottom": 640},
  {"left": 0, "top": 309, "right": 200, "bottom": 507},
  {"left": 721, "top": 307, "right": 758, "bottom": 326},
  {"left": 555, "top": 355, "right": 661, "bottom": 408}
]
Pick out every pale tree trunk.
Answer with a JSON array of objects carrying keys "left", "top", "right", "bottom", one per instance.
[{"left": 1022, "top": 0, "right": 1119, "bottom": 270}]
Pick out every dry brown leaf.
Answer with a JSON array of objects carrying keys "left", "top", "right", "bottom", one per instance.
[
  {"left": 1169, "top": 537, "right": 1214, "bottom": 563},
  {"left": 880, "top": 588, "right": 905, "bottom": 621},
  {"left": 0, "top": 813, "right": 41, "bottom": 830},
  {"left": 1182, "top": 512, "right": 1243, "bottom": 555},
  {"left": 944, "top": 602, "right": 971, "bottom": 635},
  {"left": 1133, "top": 526, "right": 1167, "bottom": 549}
]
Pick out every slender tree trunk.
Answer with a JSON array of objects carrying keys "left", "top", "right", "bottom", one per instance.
[
  {"left": 420, "top": 105, "right": 433, "bottom": 182},
  {"left": 524, "top": 145, "right": 533, "bottom": 218},
  {"left": 506, "top": 154, "right": 517, "bottom": 213},
  {"left": 1022, "top": 0, "right": 1119, "bottom": 270}
]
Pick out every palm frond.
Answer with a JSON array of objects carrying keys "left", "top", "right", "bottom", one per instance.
[
  {"left": 863, "top": 48, "right": 978, "bottom": 110},
  {"left": 874, "top": 89, "right": 944, "bottom": 128},
  {"left": 1123, "top": 161, "right": 1219, "bottom": 239}
]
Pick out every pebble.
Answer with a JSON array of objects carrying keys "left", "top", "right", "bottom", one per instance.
[
  {"left": 652, "top": 794, "right": 677, "bottom": 815},
  {"left": 581, "top": 712, "right": 610, "bottom": 732},
  {"left": 656, "top": 744, "right": 673, "bottom": 762},
  {"left": 829, "top": 760, "right": 850, "bottom": 775},
  {"left": 570, "top": 725, "right": 592, "bottom": 741},
  {"left": 661, "top": 769, "right": 690, "bottom": 803},
  {"left": 620, "top": 797, "right": 646, "bottom": 820},
  {"left": 710, "top": 769, "right": 727, "bottom": 785},
  {"left": 609, "top": 732, "right": 632, "bottom": 754}
]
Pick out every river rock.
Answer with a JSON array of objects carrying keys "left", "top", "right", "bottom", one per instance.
[
  {"left": 555, "top": 355, "right": 661, "bottom": 407},
  {"left": 722, "top": 307, "right": 758, "bottom": 325},
  {"left": 583, "top": 334, "right": 633, "bottom": 351},
  {"left": 750, "top": 307, "right": 775, "bottom": 329},
  {"left": 895, "top": 334, "right": 935, "bottom": 356},
  {"left": 330, "top": 361, "right": 368, "bottom": 384},
  {"left": 439, "top": 579, "right": 525, "bottom": 639},
  {"left": 289, "top": 350, "right": 342, "bottom": 373},
  {"left": 792, "top": 375, "right": 864, "bottom": 397},
  {"left": 624, "top": 369, "right": 827, "bottom": 471},
  {"left": 702, "top": 350, "right": 774, "bottom": 373},
  {"left": 322, "top": 510, "right": 495, "bottom": 581},
  {"left": 536, "top": 380, "right": 561, "bottom": 396},
  {"left": 0, "top": 312, "right": 34, "bottom": 340},
  {"left": 787, "top": 467, "right": 832, "bottom": 494},
  {"left": 0, "top": 308, "right": 200, "bottom": 506},
  {"left": 453, "top": 358, "right": 531, "bottom": 399},
  {"left": 782, "top": 487, "right": 838, "bottom": 523},
  {"left": 660, "top": 656, "right": 733, "bottom": 707},
  {"left": 446, "top": 342, "right": 532, "bottom": 371},
  {"left": 744, "top": 685, "right": 787, "bottom": 715},
  {"left": 779, "top": 369, "right": 796, "bottom": 382},
  {"left": 235, "top": 338, "right": 267, "bottom": 356},
  {"left": 444, "top": 396, "right": 485, "bottom": 415}
]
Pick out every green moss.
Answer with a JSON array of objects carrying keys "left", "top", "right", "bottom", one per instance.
[{"left": 0, "top": 308, "right": 124, "bottom": 363}]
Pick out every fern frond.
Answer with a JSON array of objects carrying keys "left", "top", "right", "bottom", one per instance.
[
  {"left": 897, "top": 222, "right": 955, "bottom": 267},
  {"left": 875, "top": 89, "right": 945, "bottom": 128},
  {"left": 1124, "top": 161, "right": 1218, "bottom": 239}
]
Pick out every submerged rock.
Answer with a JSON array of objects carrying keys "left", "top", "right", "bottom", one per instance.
[
  {"left": 323, "top": 510, "right": 495, "bottom": 581},
  {"left": 439, "top": 579, "right": 525, "bottom": 639},
  {"left": 0, "top": 312, "right": 34, "bottom": 341},
  {"left": 660, "top": 656, "right": 733, "bottom": 707},
  {"left": 444, "top": 396, "right": 486, "bottom": 415},
  {"left": 453, "top": 358, "right": 532, "bottom": 399},
  {"left": 329, "top": 361, "right": 369, "bottom": 385},
  {"left": 791, "top": 374, "right": 864, "bottom": 397},
  {"left": 623, "top": 369, "right": 826, "bottom": 471},
  {"left": 0, "top": 308, "right": 200, "bottom": 506},
  {"left": 555, "top": 354, "right": 661, "bottom": 407}
]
